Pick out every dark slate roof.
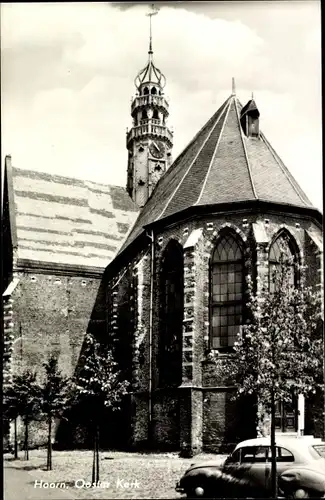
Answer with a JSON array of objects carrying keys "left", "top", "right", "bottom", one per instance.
[
  {"left": 4, "top": 157, "right": 139, "bottom": 270},
  {"left": 119, "top": 94, "right": 313, "bottom": 254}
]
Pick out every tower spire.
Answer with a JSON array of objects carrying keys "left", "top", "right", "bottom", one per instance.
[
  {"left": 146, "top": 4, "right": 159, "bottom": 56},
  {"left": 231, "top": 77, "right": 236, "bottom": 96}
]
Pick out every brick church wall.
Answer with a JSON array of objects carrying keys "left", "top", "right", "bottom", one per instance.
[{"left": 8, "top": 270, "right": 102, "bottom": 447}]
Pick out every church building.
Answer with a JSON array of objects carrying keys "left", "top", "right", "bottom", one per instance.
[{"left": 2, "top": 15, "right": 323, "bottom": 453}]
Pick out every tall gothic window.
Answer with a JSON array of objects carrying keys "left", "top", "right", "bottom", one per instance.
[
  {"left": 210, "top": 232, "right": 244, "bottom": 349},
  {"left": 269, "top": 232, "right": 299, "bottom": 432},
  {"left": 116, "top": 270, "right": 137, "bottom": 381},
  {"left": 159, "top": 240, "right": 183, "bottom": 387},
  {"left": 269, "top": 232, "right": 296, "bottom": 293}
]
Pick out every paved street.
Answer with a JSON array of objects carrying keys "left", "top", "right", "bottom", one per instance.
[
  {"left": 4, "top": 461, "right": 74, "bottom": 500},
  {"left": 3, "top": 449, "right": 226, "bottom": 499}
]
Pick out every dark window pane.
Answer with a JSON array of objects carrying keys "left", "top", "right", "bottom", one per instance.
[
  {"left": 277, "top": 448, "right": 294, "bottom": 462},
  {"left": 220, "top": 326, "right": 228, "bottom": 336},
  {"left": 212, "top": 314, "right": 220, "bottom": 327},
  {"left": 212, "top": 273, "right": 220, "bottom": 284},
  {"left": 220, "top": 336, "right": 228, "bottom": 347},
  {"left": 212, "top": 337, "right": 221, "bottom": 348},
  {"left": 228, "top": 316, "right": 235, "bottom": 326}
]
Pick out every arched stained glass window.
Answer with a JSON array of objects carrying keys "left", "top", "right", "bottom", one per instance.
[
  {"left": 210, "top": 233, "right": 244, "bottom": 349},
  {"left": 159, "top": 241, "right": 183, "bottom": 387},
  {"left": 269, "top": 233, "right": 296, "bottom": 293}
]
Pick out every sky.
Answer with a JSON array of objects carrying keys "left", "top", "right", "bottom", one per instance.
[{"left": 1, "top": 1, "right": 322, "bottom": 210}]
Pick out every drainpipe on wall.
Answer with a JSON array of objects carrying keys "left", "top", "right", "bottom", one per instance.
[
  {"left": 147, "top": 229, "right": 154, "bottom": 447},
  {"left": 323, "top": 303, "right": 325, "bottom": 441}
]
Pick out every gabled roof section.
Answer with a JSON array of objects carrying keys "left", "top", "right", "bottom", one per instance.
[
  {"left": 4, "top": 156, "right": 139, "bottom": 271},
  {"left": 119, "top": 93, "right": 315, "bottom": 254}
]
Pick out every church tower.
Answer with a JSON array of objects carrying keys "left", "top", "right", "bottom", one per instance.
[{"left": 126, "top": 7, "right": 173, "bottom": 208}]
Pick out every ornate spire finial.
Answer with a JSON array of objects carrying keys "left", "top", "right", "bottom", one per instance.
[
  {"left": 134, "top": 5, "right": 165, "bottom": 90},
  {"left": 231, "top": 77, "right": 236, "bottom": 96},
  {"left": 146, "top": 4, "right": 159, "bottom": 56},
  {"left": 251, "top": 91, "right": 254, "bottom": 99}
]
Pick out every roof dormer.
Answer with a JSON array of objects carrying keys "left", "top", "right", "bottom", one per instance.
[{"left": 240, "top": 96, "right": 260, "bottom": 138}]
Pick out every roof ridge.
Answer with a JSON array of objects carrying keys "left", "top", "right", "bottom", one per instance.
[
  {"left": 234, "top": 98, "right": 258, "bottom": 199},
  {"left": 259, "top": 132, "right": 312, "bottom": 206},
  {"left": 158, "top": 96, "right": 231, "bottom": 220},
  {"left": 194, "top": 97, "right": 232, "bottom": 206}
]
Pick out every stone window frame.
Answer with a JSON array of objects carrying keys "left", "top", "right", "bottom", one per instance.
[
  {"left": 158, "top": 238, "right": 184, "bottom": 388},
  {"left": 268, "top": 228, "right": 300, "bottom": 293},
  {"left": 209, "top": 228, "right": 247, "bottom": 351}
]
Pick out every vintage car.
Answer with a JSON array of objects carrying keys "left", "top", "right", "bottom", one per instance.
[{"left": 176, "top": 437, "right": 325, "bottom": 498}]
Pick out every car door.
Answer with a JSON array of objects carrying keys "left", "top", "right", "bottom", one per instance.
[
  {"left": 238, "top": 445, "right": 269, "bottom": 492},
  {"left": 222, "top": 448, "right": 242, "bottom": 476},
  {"left": 264, "top": 446, "right": 296, "bottom": 495}
]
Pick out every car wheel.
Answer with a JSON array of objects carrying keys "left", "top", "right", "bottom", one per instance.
[
  {"left": 187, "top": 485, "right": 206, "bottom": 498},
  {"left": 289, "top": 489, "right": 310, "bottom": 499}
]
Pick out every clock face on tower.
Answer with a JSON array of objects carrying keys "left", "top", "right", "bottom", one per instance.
[{"left": 149, "top": 140, "right": 165, "bottom": 159}]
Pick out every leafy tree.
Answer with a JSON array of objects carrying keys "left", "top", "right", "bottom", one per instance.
[
  {"left": 214, "top": 249, "right": 323, "bottom": 498},
  {"left": 3, "top": 383, "right": 20, "bottom": 459},
  {"left": 74, "top": 333, "right": 130, "bottom": 484},
  {"left": 11, "top": 370, "right": 41, "bottom": 460},
  {"left": 40, "top": 356, "right": 74, "bottom": 470}
]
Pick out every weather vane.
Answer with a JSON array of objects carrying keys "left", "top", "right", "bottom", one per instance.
[{"left": 146, "top": 4, "right": 160, "bottom": 54}]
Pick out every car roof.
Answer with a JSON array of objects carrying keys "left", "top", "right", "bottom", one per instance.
[{"left": 234, "top": 437, "right": 320, "bottom": 453}]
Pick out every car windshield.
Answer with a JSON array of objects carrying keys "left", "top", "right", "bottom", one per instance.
[{"left": 312, "top": 444, "right": 325, "bottom": 458}]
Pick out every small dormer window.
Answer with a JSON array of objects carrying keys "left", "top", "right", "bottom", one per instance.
[
  {"left": 248, "top": 116, "right": 259, "bottom": 137},
  {"left": 240, "top": 99, "right": 260, "bottom": 138},
  {"left": 151, "top": 87, "right": 157, "bottom": 95},
  {"left": 143, "top": 87, "right": 149, "bottom": 95}
]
